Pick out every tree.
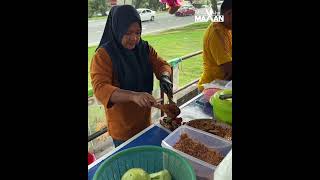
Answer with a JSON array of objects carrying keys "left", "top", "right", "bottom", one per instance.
[
  {"left": 133, "top": 0, "right": 146, "bottom": 8},
  {"left": 210, "top": 0, "right": 218, "bottom": 13},
  {"left": 148, "top": 0, "right": 163, "bottom": 11},
  {"left": 88, "top": 0, "right": 109, "bottom": 17},
  {"left": 88, "top": 0, "right": 95, "bottom": 17},
  {"left": 97, "top": 0, "right": 109, "bottom": 15}
]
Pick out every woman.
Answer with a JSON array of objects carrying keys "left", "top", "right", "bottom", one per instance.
[
  {"left": 90, "top": 5, "right": 173, "bottom": 147},
  {"left": 197, "top": 0, "right": 232, "bottom": 91}
]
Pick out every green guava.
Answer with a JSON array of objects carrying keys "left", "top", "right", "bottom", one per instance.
[
  {"left": 121, "top": 168, "right": 151, "bottom": 180},
  {"left": 149, "top": 169, "right": 172, "bottom": 180}
]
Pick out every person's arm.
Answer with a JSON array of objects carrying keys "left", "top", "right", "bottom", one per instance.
[
  {"left": 198, "top": 47, "right": 215, "bottom": 91},
  {"left": 148, "top": 45, "right": 173, "bottom": 96},
  {"left": 90, "top": 48, "right": 156, "bottom": 108},
  {"left": 148, "top": 45, "right": 172, "bottom": 79},
  {"left": 209, "top": 28, "right": 232, "bottom": 79},
  {"left": 198, "top": 25, "right": 220, "bottom": 91},
  {"left": 110, "top": 89, "right": 156, "bottom": 108},
  {"left": 221, "top": 62, "right": 232, "bottom": 80}
]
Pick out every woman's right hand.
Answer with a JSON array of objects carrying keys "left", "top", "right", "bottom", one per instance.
[{"left": 131, "top": 92, "right": 156, "bottom": 108}]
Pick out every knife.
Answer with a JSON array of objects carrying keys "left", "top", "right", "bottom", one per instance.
[{"left": 167, "top": 90, "right": 175, "bottom": 104}]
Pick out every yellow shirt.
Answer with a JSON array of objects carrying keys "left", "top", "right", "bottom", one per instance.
[{"left": 198, "top": 22, "right": 232, "bottom": 91}]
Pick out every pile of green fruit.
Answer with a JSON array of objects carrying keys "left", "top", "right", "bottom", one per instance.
[{"left": 121, "top": 168, "right": 172, "bottom": 180}]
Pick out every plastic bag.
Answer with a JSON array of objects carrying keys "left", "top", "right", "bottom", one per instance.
[
  {"left": 213, "top": 149, "right": 232, "bottom": 180},
  {"left": 202, "top": 80, "right": 229, "bottom": 90},
  {"left": 202, "top": 80, "right": 232, "bottom": 102},
  {"left": 224, "top": 81, "right": 232, "bottom": 89}
]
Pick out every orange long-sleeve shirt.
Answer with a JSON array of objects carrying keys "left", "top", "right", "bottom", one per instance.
[{"left": 90, "top": 46, "right": 172, "bottom": 141}]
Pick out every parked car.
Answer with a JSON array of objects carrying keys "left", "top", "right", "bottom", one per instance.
[
  {"left": 93, "top": 12, "right": 103, "bottom": 17},
  {"left": 175, "top": 5, "right": 196, "bottom": 16},
  {"left": 136, "top": 8, "right": 156, "bottom": 21}
]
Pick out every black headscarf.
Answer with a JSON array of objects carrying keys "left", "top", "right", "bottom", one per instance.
[
  {"left": 96, "top": 5, "right": 153, "bottom": 94},
  {"left": 221, "top": 0, "right": 232, "bottom": 14}
]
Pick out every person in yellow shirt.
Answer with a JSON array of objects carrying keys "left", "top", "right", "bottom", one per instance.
[{"left": 198, "top": 0, "right": 232, "bottom": 91}]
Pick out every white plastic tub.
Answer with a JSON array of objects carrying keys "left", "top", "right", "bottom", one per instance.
[{"left": 161, "top": 125, "right": 232, "bottom": 180}]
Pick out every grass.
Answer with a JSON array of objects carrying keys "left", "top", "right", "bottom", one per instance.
[
  {"left": 88, "top": 22, "right": 210, "bottom": 91},
  {"left": 88, "top": 16, "right": 107, "bottom": 21},
  {"left": 88, "top": 105, "right": 106, "bottom": 133}
]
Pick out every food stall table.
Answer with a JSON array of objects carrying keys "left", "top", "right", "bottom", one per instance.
[{"left": 88, "top": 93, "right": 210, "bottom": 179}]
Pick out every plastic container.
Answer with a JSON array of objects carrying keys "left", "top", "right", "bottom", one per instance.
[
  {"left": 210, "top": 89, "right": 232, "bottom": 125},
  {"left": 214, "top": 149, "right": 232, "bottom": 180},
  {"left": 161, "top": 125, "right": 232, "bottom": 180},
  {"left": 93, "top": 145, "right": 196, "bottom": 180},
  {"left": 88, "top": 152, "right": 96, "bottom": 165},
  {"left": 185, "top": 119, "right": 232, "bottom": 141}
]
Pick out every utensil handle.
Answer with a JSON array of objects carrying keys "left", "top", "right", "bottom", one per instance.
[{"left": 219, "top": 94, "right": 232, "bottom": 100}]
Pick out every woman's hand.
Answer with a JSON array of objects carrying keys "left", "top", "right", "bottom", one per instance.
[
  {"left": 131, "top": 92, "right": 156, "bottom": 108},
  {"left": 160, "top": 74, "right": 173, "bottom": 96}
]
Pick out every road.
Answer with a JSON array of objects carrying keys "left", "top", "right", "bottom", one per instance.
[{"left": 88, "top": 10, "right": 207, "bottom": 46}]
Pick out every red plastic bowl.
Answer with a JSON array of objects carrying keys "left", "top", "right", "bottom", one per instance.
[{"left": 88, "top": 152, "right": 96, "bottom": 165}]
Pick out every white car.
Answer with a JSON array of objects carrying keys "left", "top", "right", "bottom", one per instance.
[{"left": 136, "top": 8, "right": 156, "bottom": 21}]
